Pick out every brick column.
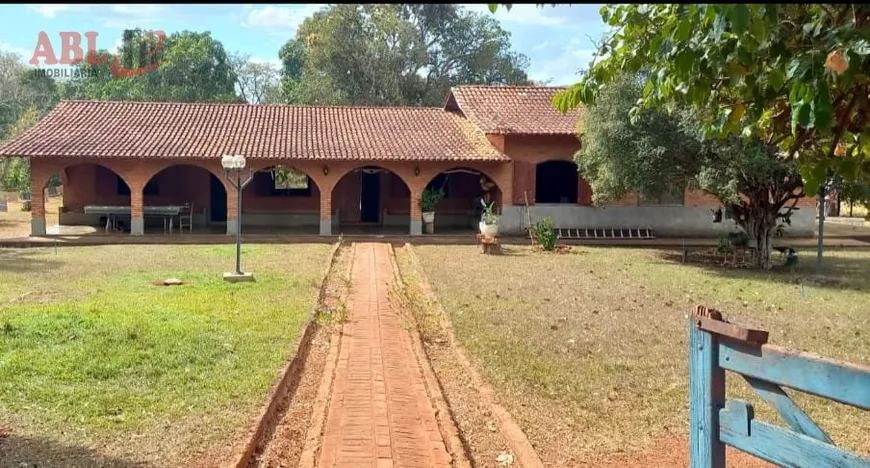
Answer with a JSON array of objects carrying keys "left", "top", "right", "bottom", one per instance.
[
  {"left": 226, "top": 185, "right": 238, "bottom": 236},
  {"left": 319, "top": 183, "right": 333, "bottom": 236},
  {"left": 30, "top": 175, "right": 46, "bottom": 236},
  {"left": 409, "top": 188, "right": 422, "bottom": 236},
  {"left": 130, "top": 182, "right": 144, "bottom": 236}
]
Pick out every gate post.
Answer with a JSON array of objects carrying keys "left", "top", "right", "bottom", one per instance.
[{"left": 689, "top": 306, "right": 726, "bottom": 468}]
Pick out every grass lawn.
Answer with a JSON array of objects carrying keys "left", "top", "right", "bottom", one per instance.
[
  {"left": 0, "top": 243, "right": 331, "bottom": 467},
  {"left": 412, "top": 245, "right": 870, "bottom": 466}
]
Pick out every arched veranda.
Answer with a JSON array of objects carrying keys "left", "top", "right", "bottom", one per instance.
[
  {"left": 423, "top": 167, "right": 504, "bottom": 230},
  {"left": 37, "top": 163, "right": 133, "bottom": 235},
  {"left": 238, "top": 165, "right": 322, "bottom": 234},
  {"left": 140, "top": 164, "right": 228, "bottom": 234},
  {"left": 331, "top": 165, "right": 413, "bottom": 234}
]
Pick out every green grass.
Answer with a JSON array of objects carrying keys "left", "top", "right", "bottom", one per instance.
[
  {"left": 412, "top": 245, "right": 870, "bottom": 465},
  {"left": 0, "top": 244, "right": 331, "bottom": 466}
]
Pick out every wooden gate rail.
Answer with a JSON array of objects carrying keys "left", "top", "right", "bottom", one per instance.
[{"left": 689, "top": 305, "right": 870, "bottom": 468}]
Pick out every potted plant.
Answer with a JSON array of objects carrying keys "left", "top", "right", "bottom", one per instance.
[
  {"left": 479, "top": 200, "right": 500, "bottom": 236},
  {"left": 419, "top": 187, "right": 444, "bottom": 233}
]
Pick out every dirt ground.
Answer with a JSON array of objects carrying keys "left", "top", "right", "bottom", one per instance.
[
  {"left": 0, "top": 197, "right": 61, "bottom": 238},
  {"left": 246, "top": 244, "right": 351, "bottom": 468}
]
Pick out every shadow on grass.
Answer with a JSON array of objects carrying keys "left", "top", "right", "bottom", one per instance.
[
  {"left": 654, "top": 247, "right": 870, "bottom": 292},
  {"left": 0, "top": 434, "right": 149, "bottom": 468},
  {"left": 0, "top": 248, "right": 65, "bottom": 273}
]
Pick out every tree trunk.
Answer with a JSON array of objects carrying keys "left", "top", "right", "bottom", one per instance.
[
  {"left": 850, "top": 201, "right": 854, "bottom": 217},
  {"left": 734, "top": 202, "right": 775, "bottom": 270},
  {"left": 755, "top": 228, "right": 773, "bottom": 271}
]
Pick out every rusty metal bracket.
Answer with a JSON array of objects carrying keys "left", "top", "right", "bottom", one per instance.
[{"left": 693, "top": 305, "right": 769, "bottom": 345}]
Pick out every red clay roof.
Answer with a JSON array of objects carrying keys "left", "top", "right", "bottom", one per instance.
[
  {"left": 445, "top": 85, "right": 582, "bottom": 135},
  {"left": 0, "top": 100, "right": 508, "bottom": 161}
]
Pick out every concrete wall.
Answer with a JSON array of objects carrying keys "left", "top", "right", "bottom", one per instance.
[{"left": 500, "top": 203, "right": 815, "bottom": 238}]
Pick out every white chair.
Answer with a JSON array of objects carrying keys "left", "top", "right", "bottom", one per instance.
[{"left": 179, "top": 202, "right": 193, "bottom": 233}]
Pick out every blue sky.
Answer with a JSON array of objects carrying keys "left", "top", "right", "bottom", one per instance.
[{"left": 0, "top": 4, "right": 608, "bottom": 86}]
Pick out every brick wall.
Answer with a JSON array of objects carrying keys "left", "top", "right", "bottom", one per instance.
[{"left": 29, "top": 157, "right": 513, "bottom": 227}]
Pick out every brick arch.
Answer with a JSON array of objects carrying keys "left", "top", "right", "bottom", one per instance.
[
  {"left": 328, "top": 163, "right": 415, "bottom": 194},
  {"left": 421, "top": 166, "right": 504, "bottom": 194},
  {"left": 36, "top": 160, "right": 135, "bottom": 192},
  {"left": 139, "top": 160, "right": 231, "bottom": 193},
  {"left": 245, "top": 163, "right": 323, "bottom": 192}
]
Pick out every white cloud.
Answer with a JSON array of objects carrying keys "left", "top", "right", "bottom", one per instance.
[
  {"left": 27, "top": 3, "right": 81, "bottom": 18},
  {"left": 242, "top": 5, "right": 323, "bottom": 33},
  {"left": 249, "top": 57, "right": 283, "bottom": 70},
  {"left": 462, "top": 4, "right": 567, "bottom": 27},
  {"left": 110, "top": 4, "right": 166, "bottom": 16},
  {"left": 528, "top": 38, "right": 599, "bottom": 86},
  {"left": 0, "top": 42, "right": 33, "bottom": 60},
  {"left": 531, "top": 41, "right": 550, "bottom": 52}
]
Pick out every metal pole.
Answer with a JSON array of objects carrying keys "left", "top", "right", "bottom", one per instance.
[
  {"left": 816, "top": 183, "right": 826, "bottom": 276},
  {"left": 235, "top": 171, "right": 242, "bottom": 275}
]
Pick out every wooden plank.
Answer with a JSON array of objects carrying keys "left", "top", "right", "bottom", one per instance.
[
  {"left": 743, "top": 377, "right": 833, "bottom": 444},
  {"left": 696, "top": 316, "right": 769, "bottom": 345},
  {"left": 689, "top": 314, "right": 726, "bottom": 468},
  {"left": 720, "top": 400, "right": 870, "bottom": 468},
  {"left": 719, "top": 341, "right": 870, "bottom": 410}
]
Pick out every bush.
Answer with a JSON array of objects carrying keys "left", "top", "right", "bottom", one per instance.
[
  {"left": 532, "top": 217, "right": 558, "bottom": 251},
  {"left": 21, "top": 201, "right": 31, "bottom": 212}
]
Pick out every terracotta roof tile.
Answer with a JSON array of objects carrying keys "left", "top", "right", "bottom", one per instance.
[
  {"left": 0, "top": 100, "right": 508, "bottom": 161},
  {"left": 446, "top": 85, "right": 582, "bottom": 135}
]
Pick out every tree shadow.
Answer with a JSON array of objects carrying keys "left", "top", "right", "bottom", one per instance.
[
  {"left": 654, "top": 247, "right": 870, "bottom": 293},
  {"left": 0, "top": 248, "right": 65, "bottom": 274},
  {"left": 0, "top": 433, "right": 150, "bottom": 468}
]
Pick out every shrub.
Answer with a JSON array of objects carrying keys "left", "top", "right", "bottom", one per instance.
[
  {"left": 419, "top": 187, "right": 444, "bottom": 213},
  {"left": 21, "top": 201, "right": 31, "bottom": 212},
  {"left": 532, "top": 217, "right": 558, "bottom": 251}
]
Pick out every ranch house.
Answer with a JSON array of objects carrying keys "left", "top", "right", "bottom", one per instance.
[{"left": 0, "top": 86, "right": 815, "bottom": 237}]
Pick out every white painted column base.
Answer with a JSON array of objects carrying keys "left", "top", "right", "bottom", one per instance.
[
  {"left": 320, "top": 220, "right": 332, "bottom": 236},
  {"left": 31, "top": 218, "right": 46, "bottom": 236},
  {"left": 410, "top": 220, "right": 422, "bottom": 236},
  {"left": 130, "top": 218, "right": 144, "bottom": 236},
  {"left": 226, "top": 219, "right": 238, "bottom": 236}
]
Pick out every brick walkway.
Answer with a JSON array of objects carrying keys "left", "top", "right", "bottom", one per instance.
[{"left": 318, "top": 243, "right": 451, "bottom": 468}]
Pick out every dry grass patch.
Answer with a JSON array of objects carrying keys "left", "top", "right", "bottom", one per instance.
[
  {"left": 413, "top": 244, "right": 870, "bottom": 466},
  {"left": 0, "top": 197, "right": 61, "bottom": 238},
  {"left": 0, "top": 244, "right": 331, "bottom": 467}
]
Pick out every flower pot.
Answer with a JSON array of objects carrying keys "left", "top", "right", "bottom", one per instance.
[
  {"left": 479, "top": 221, "right": 499, "bottom": 237},
  {"left": 424, "top": 222, "right": 435, "bottom": 234},
  {"left": 422, "top": 211, "right": 435, "bottom": 223}
]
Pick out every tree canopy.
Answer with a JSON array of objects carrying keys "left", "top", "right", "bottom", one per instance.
[
  {"left": 545, "top": 4, "right": 870, "bottom": 195},
  {"left": 278, "top": 4, "right": 530, "bottom": 106},
  {"left": 578, "top": 73, "right": 803, "bottom": 269},
  {"left": 64, "top": 30, "right": 241, "bottom": 103}
]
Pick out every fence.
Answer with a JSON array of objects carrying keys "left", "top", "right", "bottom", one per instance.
[{"left": 689, "top": 305, "right": 870, "bottom": 468}]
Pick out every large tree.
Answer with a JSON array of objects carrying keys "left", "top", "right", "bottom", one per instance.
[
  {"left": 64, "top": 29, "right": 242, "bottom": 103},
  {"left": 537, "top": 4, "right": 870, "bottom": 196},
  {"left": 579, "top": 74, "right": 803, "bottom": 269},
  {"left": 279, "top": 4, "right": 530, "bottom": 106},
  {"left": 0, "top": 107, "right": 39, "bottom": 192},
  {"left": 0, "top": 52, "right": 58, "bottom": 192},
  {"left": 228, "top": 52, "right": 281, "bottom": 104},
  {"left": 0, "top": 51, "right": 58, "bottom": 139}
]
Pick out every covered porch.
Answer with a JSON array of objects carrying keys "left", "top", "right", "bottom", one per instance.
[{"left": 27, "top": 158, "right": 511, "bottom": 238}]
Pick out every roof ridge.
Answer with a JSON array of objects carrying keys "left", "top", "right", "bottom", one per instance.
[
  {"left": 56, "top": 100, "right": 445, "bottom": 111},
  {"left": 451, "top": 84, "right": 569, "bottom": 90}
]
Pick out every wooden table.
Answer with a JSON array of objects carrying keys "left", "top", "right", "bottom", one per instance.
[{"left": 83, "top": 205, "right": 184, "bottom": 234}]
